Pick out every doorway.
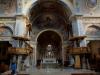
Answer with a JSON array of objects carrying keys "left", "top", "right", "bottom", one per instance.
[{"left": 0, "top": 41, "right": 12, "bottom": 73}]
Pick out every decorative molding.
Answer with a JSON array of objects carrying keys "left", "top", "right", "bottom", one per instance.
[
  {"left": 82, "top": 17, "right": 100, "bottom": 37},
  {"left": 86, "top": 36, "right": 100, "bottom": 40},
  {"left": 85, "top": 0, "right": 97, "bottom": 9},
  {"left": 69, "top": 14, "right": 83, "bottom": 21},
  {"left": 0, "top": 18, "right": 16, "bottom": 23},
  {"left": 83, "top": 17, "right": 100, "bottom": 24},
  {"left": 0, "top": 22, "right": 15, "bottom": 34},
  {"left": 0, "top": 36, "right": 13, "bottom": 41}
]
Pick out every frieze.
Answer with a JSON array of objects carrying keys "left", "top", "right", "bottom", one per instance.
[
  {"left": 82, "top": 17, "right": 100, "bottom": 24},
  {"left": 82, "top": 18, "right": 100, "bottom": 32},
  {"left": 82, "top": 17, "right": 100, "bottom": 37},
  {"left": 0, "top": 36, "right": 12, "bottom": 41},
  {"left": 0, "top": 18, "right": 16, "bottom": 23}
]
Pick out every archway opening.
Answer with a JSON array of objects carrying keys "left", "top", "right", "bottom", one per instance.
[
  {"left": 36, "top": 30, "right": 62, "bottom": 68},
  {"left": 0, "top": 26, "right": 13, "bottom": 73},
  {"left": 29, "top": 0, "right": 73, "bottom": 68}
]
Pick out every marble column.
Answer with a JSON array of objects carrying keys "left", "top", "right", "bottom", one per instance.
[
  {"left": 15, "top": 0, "right": 28, "bottom": 37},
  {"left": 76, "top": 16, "right": 87, "bottom": 47},
  {"left": 62, "top": 45, "right": 65, "bottom": 65},
  {"left": 82, "top": 55, "right": 87, "bottom": 69},
  {"left": 17, "top": 55, "right": 22, "bottom": 72},
  {"left": 71, "top": 15, "right": 87, "bottom": 69},
  {"left": 24, "top": 56, "right": 30, "bottom": 73},
  {"left": 72, "top": 16, "right": 79, "bottom": 36},
  {"left": 16, "top": 0, "right": 23, "bottom": 14},
  {"left": 15, "top": 15, "right": 27, "bottom": 37},
  {"left": 74, "top": 55, "right": 81, "bottom": 69},
  {"left": 71, "top": 15, "right": 87, "bottom": 47},
  {"left": 78, "top": 17, "right": 87, "bottom": 47}
]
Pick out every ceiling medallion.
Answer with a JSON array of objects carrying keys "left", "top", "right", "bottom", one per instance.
[{"left": 86, "top": 0, "right": 97, "bottom": 9}]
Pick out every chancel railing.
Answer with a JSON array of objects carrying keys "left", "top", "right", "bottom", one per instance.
[{"left": 40, "top": 44, "right": 57, "bottom": 68}]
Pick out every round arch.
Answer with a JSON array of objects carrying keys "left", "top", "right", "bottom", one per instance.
[
  {"left": 85, "top": 25, "right": 100, "bottom": 36},
  {"left": 25, "top": 0, "right": 74, "bottom": 16},
  {"left": 0, "top": 26, "right": 13, "bottom": 35},
  {"left": 35, "top": 29, "right": 63, "bottom": 66},
  {"left": 36, "top": 29, "right": 63, "bottom": 43},
  {"left": 27, "top": 0, "right": 74, "bottom": 66}
]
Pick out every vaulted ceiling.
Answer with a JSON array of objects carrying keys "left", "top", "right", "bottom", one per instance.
[
  {"left": 29, "top": 0, "right": 73, "bottom": 40},
  {"left": 29, "top": 0, "right": 71, "bottom": 27}
]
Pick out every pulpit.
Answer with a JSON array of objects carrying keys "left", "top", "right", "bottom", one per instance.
[{"left": 69, "top": 36, "right": 87, "bottom": 69}]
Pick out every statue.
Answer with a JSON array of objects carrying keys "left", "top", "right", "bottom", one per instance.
[{"left": 46, "top": 44, "right": 53, "bottom": 58}]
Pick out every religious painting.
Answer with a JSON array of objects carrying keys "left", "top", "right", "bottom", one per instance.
[
  {"left": 86, "top": 0, "right": 97, "bottom": 8},
  {"left": 86, "top": 25, "right": 100, "bottom": 36}
]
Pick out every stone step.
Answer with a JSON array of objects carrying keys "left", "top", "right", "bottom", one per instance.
[
  {"left": 71, "top": 73, "right": 99, "bottom": 75},
  {"left": 8, "top": 74, "right": 29, "bottom": 75}
]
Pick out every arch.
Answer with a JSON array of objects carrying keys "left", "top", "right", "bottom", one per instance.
[
  {"left": 36, "top": 29, "right": 63, "bottom": 66},
  {"left": 26, "top": 0, "right": 74, "bottom": 16},
  {"left": 27, "top": 0, "right": 74, "bottom": 65},
  {"left": 36, "top": 29, "right": 63, "bottom": 43},
  {"left": 85, "top": 25, "right": 100, "bottom": 36},
  {"left": 0, "top": 26, "right": 13, "bottom": 35},
  {"left": 89, "top": 25, "right": 100, "bottom": 30}
]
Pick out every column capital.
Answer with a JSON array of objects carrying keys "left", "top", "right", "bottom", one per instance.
[
  {"left": 69, "top": 14, "right": 83, "bottom": 21},
  {"left": 15, "top": 14, "right": 28, "bottom": 19},
  {"left": 15, "top": 14, "right": 30, "bottom": 25}
]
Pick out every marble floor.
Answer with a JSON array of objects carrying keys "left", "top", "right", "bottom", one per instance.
[
  {"left": 26, "top": 68, "right": 98, "bottom": 75},
  {"left": 2, "top": 67, "right": 99, "bottom": 75}
]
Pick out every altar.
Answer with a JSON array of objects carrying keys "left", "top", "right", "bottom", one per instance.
[
  {"left": 42, "top": 58, "right": 57, "bottom": 68},
  {"left": 41, "top": 44, "right": 57, "bottom": 68}
]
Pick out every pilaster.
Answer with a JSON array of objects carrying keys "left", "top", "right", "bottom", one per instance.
[
  {"left": 15, "top": 15, "right": 27, "bottom": 37},
  {"left": 16, "top": 0, "right": 23, "bottom": 14},
  {"left": 71, "top": 15, "right": 87, "bottom": 47}
]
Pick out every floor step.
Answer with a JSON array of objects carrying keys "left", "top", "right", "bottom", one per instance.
[
  {"left": 71, "top": 73, "right": 99, "bottom": 75},
  {"left": 8, "top": 74, "right": 29, "bottom": 75}
]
